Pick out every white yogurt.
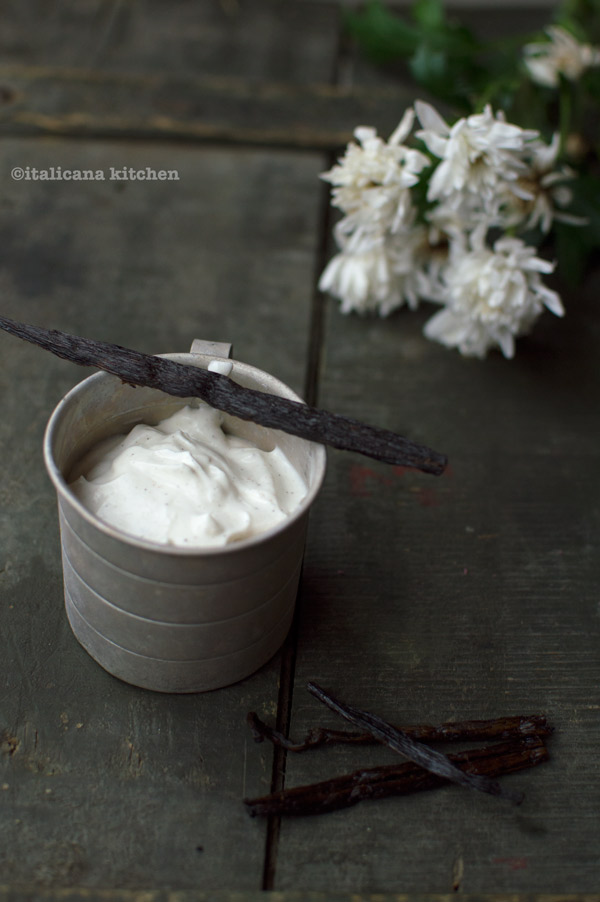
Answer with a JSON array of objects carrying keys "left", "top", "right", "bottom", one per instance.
[{"left": 70, "top": 404, "right": 307, "bottom": 548}]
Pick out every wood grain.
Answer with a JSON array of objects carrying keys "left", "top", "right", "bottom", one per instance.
[
  {"left": 1, "top": 0, "right": 599, "bottom": 895},
  {"left": 0, "top": 135, "right": 327, "bottom": 890},
  {"left": 277, "top": 283, "right": 600, "bottom": 893},
  {"left": 0, "top": 64, "right": 414, "bottom": 151}
]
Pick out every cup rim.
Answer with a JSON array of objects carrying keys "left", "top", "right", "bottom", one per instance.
[{"left": 43, "top": 353, "right": 327, "bottom": 558}]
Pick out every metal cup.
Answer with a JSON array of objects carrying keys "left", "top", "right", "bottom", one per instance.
[{"left": 43, "top": 340, "right": 326, "bottom": 693}]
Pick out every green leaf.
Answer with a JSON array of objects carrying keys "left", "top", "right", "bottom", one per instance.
[
  {"left": 410, "top": 43, "right": 446, "bottom": 85},
  {"left": 343, "top": 1, "right": 420, "bottom": 62},
  {"left": 555, "top": 222, "right": 591, "bottom": 286},
  {"left": 412, "top": 0, "right": 444, "bottom": 31},
  {"left": 556, "top": 0, "right": 600, "bottom": 43},
  {"left": 554, "top": 171, "right": 600, "bottom": 286}
]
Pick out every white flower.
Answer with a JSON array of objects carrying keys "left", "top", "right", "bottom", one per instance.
[
  {"left": 318, "top": 227, "right": 428, "bottom": 316},
  {"left": 320, "top": 108, "right": 429, "bottom": 232},
  {"left": 415, "top": 100, "right": 538, "bottom": 207},
  {"left": 318, "top": 109, "right": 434, "bottom": 315},
  {"left": 524, "top": 25, "right": 600, "bottom": 88},
  {"left": 507, "top": 133, "right": 588, "bottom": 232},
  {"left": 318, "top": 245, "right": 399, "bottom": 315},
  {"left": 424, "top": 231, "right": 564, "bottom": 358},
  {"left": 427, "top": 190, "right": 495, "bottom": 238}
]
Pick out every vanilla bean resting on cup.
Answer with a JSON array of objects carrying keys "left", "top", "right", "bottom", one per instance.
[{"left": 0, "top": 314, "right": 447, "bottom": 475}]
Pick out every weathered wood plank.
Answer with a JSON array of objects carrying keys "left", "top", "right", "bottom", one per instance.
[
  {"left": 2, "top": 890, "right": 598, "bottom": 902},
  {"left": 275, "top": 267, "right": 600, "bottom": 893},
  {"left": 0, "top": 65, "right": 414, "bottom": 151},
  {"left": 273, "top": 3, "right": 600, "bottom": 890},
  {"left": 0, "top": 136, "right": 327, "bottom": 889},
  {"left": 2, "top": 0, "right": 595, "bottom": 893},
  {"left": 0, "top": 0, "right": 339, "bottom": 84},
  {"left": 1, "top": 890, "right": 599, "bottom": 902}
]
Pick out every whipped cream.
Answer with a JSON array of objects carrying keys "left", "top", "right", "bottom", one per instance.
[{"left": 69, "top": 404, "right": 307, "bottom": 548}]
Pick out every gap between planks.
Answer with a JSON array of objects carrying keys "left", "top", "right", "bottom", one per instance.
[{"left": 261, "top": 20, "right": 343, "bottom": 887}]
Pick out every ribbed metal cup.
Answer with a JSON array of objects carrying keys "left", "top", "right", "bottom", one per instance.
[{"left": 43, "top": 341, "right": 326, "bottom": 693}]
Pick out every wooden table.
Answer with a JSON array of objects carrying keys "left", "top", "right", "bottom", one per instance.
[{"left": 1, "top": 2, "right": 598, "bottom": 898}]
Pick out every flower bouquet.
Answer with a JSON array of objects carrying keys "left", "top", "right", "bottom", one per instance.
[{"left": 319, "top": 0, "right": 600, "bottom": 358}]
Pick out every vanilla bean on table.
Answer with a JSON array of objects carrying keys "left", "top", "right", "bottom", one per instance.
[
  {"left": 247, "top": 711, "right": 553, "bottom": 752},
  {"left": 306, "top": 683, "right": 524, "bottom": 804},
  {"left": 244, "top": 737, "right": 549, "bottom": 817},
  {"left": 0, "top": 314, "right": 447, "bottom": 475}
]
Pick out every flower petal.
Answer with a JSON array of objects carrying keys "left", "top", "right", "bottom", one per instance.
[{"left": 415, "top": 100, "right": 449, "bottom": 135}]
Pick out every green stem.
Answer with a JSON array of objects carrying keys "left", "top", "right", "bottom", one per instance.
[{"left": 558, "top": 76, "right": 572, "bottom": 155}]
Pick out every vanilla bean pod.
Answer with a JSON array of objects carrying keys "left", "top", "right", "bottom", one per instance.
[
  {"left": 306, "top": 683, "right": 524, "bottom": 804},
  {"left": 0, "top": 314, "right": 447, "bottom": 475},
  {"left": 247, "top": 711, "right": 553, "bottom": 752},
  {"left": 244, "top": 737, "right": 549, "bottom": 817}
]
